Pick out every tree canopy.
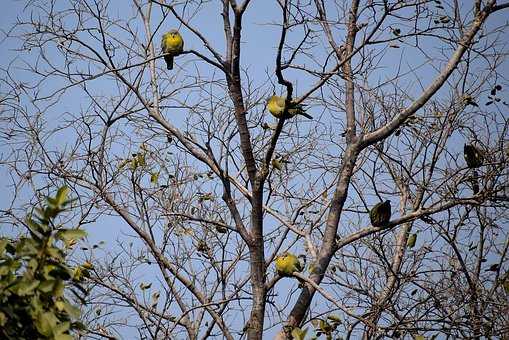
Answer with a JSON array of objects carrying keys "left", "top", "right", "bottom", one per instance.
[{"left": 1, "top": 0, "right": 508, "bottom": 339}]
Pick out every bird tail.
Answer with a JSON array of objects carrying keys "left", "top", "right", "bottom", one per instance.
[
  {"left": 290, "top": 103, "right": 312, "bottom": 119},
  {"left": 164, "top": 55, "right": 174, "bottom": 70},
  {"left": 470, "top": 169, "right": 480, "bottom": 194},
  {"left": 298, "top": 111, "right": 313, "bottom": 119}
]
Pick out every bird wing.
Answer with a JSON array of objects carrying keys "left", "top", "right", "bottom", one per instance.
[
  {"left": 274, "top": 96, "right": 286, "bottom": 109},
  {"left": 161, "top": 34, "right": 167, "bottom": 51}
]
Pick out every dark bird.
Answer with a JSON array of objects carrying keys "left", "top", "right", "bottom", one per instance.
[
  {"left": 464, "top": 144, "right": 484, "bottom": 194},
  {"left": 369, "top": 200, "right": 391, "bottom": 227},
  {"left": 464, "top": 144, "right": 483, "bottom": 168}
]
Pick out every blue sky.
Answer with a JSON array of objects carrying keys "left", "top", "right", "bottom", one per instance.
[{"left": 1, "top": 1, "right": 508, "bottom": 338}]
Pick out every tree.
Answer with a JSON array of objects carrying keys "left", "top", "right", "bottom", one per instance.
[
  {"left": 0, "top": 186, "right": 88, "bottom": 339},
  {"left": 1, "top": 0, "right": 508, "bottom": 338}
]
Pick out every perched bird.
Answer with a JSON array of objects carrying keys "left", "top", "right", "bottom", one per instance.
[
  {"left": 369, "top": 200, "right": 391, "bottom": 227},
  {"left": 267, "top": 95, "right": 312, "bottom": 119},
  {"left": 275, "top": 252, "right": 304, "bottom": 276},
  {"left": 161, "top": 30, "right": 184, "bottom": 70},
  {"left": 464, "top": 144, "right": 483, "bottom": 168},
  {"left": 464, "top": 144, "right": 483, "bottom": 194}
]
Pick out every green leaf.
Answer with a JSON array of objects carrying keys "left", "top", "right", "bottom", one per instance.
[
  {"left": 310, "top": 319, "right": 320, "bottom": 329},
  {"left": 137, "top": 153, "right": 146, "bottom": 167},
  {"left": 54, "top": 333, "right": 73, "bottom": 340},
  {"left": 118, "top": 159, "right": 129, "bottom": 169},
  {"left": 55, "top": 186, "right": 70, "bottom": 207},
  {"left": 55, "top": 299, "right": 65, "bottom": 311},
  {"left": 53, "top": 280, "right": 65, "bottom": 297},
  {"left": 62, "top": 300, "right": 81, "bottom": 319},
  {"left": 55, "top": 229, "right": 87, "bottom": 242},
  {"left": 30, "top": 296, "right": 44, "bottom": 314},
  {"left": 5, "top": 241, "right": 16, "bottom": 255},
  {"left": 0, "top": 264, "right": 10, "bottom": 276},
  {"left": 11, "top": 279, "right": 40, "bottom": 296},
  {"left": 72, "top": 321, "right": 87, "bottom": 331},
  {"left": 81, "top": 261, "right": 94, "bottom": 270},
  {"left": 319, "top": 319, "right": 332, "bottom": 333},
  {"left": 198, "top": 192, "right": 213, "bottom": 201},
  {"left": 291, "top": 327, "right": 308, "bottom": 340},
  {"left": 52, "top": 321, "right": 70, "bottom": 335},
  {"left": 0, "top": 311, "right": 6, "bottom": 326},
  {"left": 72, "top": 267, "right": 84, "bottom": 282},
  {"left": 35, "top": 311, "right": 59, "bottom": 337},
  {"left": 46, "top": 246, "right": 65, "bottom": 261},
  {"left": 150, "top": 172, "right": 159, "bottom": 184},
  {"left": 46, "top": 196, "right": 59, "bottom": 210},
  {"left": 16, "top": 237, "right": 39, "bottom": 256},
  {"left": 25, "top": 217, "right": 45, "bottom": 239},
  {"left": 407, "top": 233, "right": 417, "bottom": 248},
  {"left": 44, "top": 206, "right": 60, "bottom": 220},
  {"left": 48, "top": 265, "right": 71, "bottom": 282},
  {"left": 26, "top": 258, "right": 38, "bottom": 274},
  {"left": 38, "top": 280, "right": 56, "bottom": 293},
  {"left": 0, "top": 238, "right": 10, "bottom": 256},
  {"left": 130, "top": 158, "right": 138, "bottom": 170}
]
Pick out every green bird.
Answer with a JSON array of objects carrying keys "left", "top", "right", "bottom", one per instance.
[
  {"left": 161, "top": 30, "right": 184, "bottom": 70},
  {"left": 275, "top": 252, "right": 304, "bottom": 277},
  {"left": 267, "top": 95, "right": 312, "bottom": 119},
  {"left": 369, "top": 200, "right": 391, "bottom": 227}
]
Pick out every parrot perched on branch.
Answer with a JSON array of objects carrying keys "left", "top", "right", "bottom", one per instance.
[
  {"left": 369, "top": 200, "right": 391, "bottom": 227},
  {"left": 267, "top": 95, "right": 312, "bottom": 119},
  {"left": 161, "top": 30, "right": 184, "bottom": 70},
  {"left": 275, "top": 252, "right": 304, "bottom": 277}
]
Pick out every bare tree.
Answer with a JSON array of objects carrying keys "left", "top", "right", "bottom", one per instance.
[{"left": 1, "top": 0, "right": 508, "bottom": 339}]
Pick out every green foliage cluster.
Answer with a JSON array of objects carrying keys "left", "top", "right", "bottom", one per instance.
[
  {"left": 0, "top": 186, "right": 89, "bottom": 340},
  {"left": 288, "top": 315, "right": 343, "bottom": 340}
]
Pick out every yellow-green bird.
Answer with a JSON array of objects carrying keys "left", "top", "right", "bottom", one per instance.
[
  {"left": 267, "top": 95, "right": 312, "bottom": 119},
  {"left": 275, "top": 252, "right": 304, "bottom": 276},
  {"left": 161, "top": 30, "right": 184, "bottom": 70}
]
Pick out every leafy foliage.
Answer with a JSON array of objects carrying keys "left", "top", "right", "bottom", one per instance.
[{"left": 0, "top": 186, "right": 88, "bottom": 339}]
